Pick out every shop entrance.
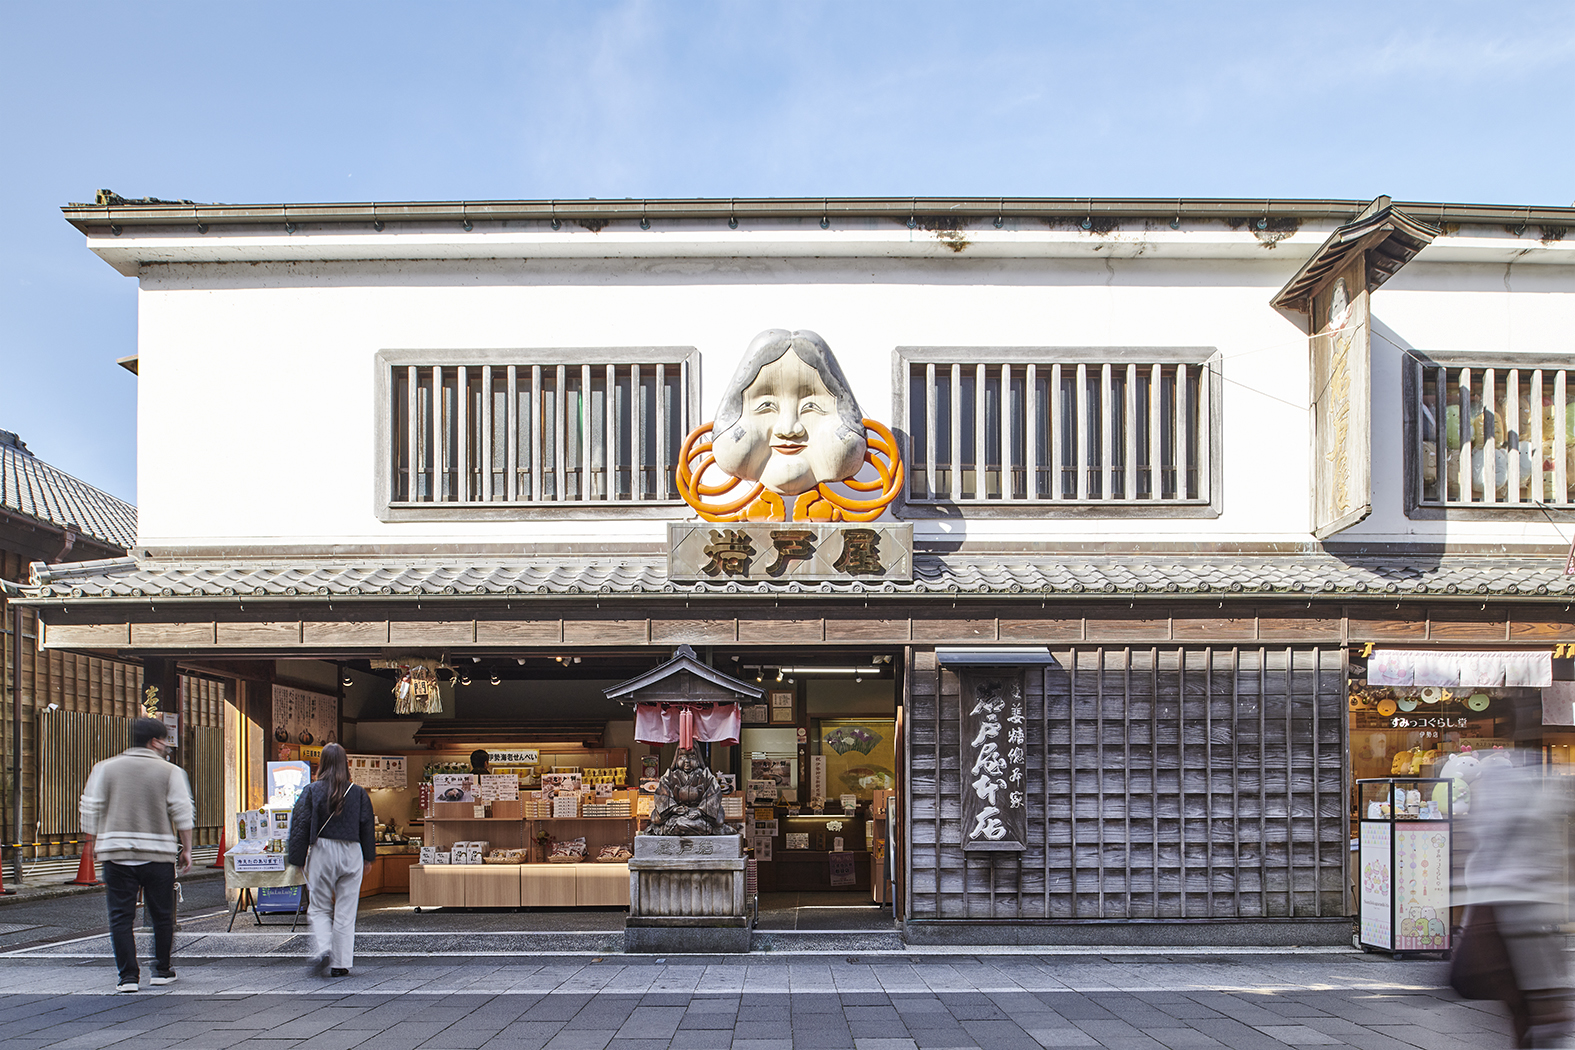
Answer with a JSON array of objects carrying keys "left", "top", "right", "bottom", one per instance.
[
  {"left": 734, "top": 652, "right": 901, "bottom": 929},
  {"left": 230, "top": 648, "right": 902, "bottom": 935}
]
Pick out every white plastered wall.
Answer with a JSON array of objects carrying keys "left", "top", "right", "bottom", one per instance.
[{"left": 130, "top": 250, "right": 1573, "bottom": 553}]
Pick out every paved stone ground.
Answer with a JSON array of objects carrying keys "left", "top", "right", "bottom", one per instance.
[
  {"left": 0, "top": 947, "right": 1512, "bottom": 1050},
  {"left": 0, "top": 881, "right": 1521, "bottom": 1049}
]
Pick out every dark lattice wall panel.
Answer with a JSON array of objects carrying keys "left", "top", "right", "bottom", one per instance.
[{"left": 907, "top": 646, "right": 1347, "bottom": 921}]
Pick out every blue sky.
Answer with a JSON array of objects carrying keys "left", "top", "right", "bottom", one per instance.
[{"left": 3, "top": 0, "right": 1573, "bottom": 504}]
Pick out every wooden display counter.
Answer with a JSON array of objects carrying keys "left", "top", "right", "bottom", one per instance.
[
  {"left": 410, "top": 863, "right": 630, "bottom": 909},
  {"left": 360, "top": 852, "right": 420, "bottom": 897}
]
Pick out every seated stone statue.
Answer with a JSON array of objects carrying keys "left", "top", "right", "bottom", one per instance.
[{"left": 644, "top": 747, "right": 738, "bottom": 836}]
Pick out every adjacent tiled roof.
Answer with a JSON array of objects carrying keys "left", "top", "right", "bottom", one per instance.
[
  {"left": 23, "top": 552, "right": 1575, "bottom": 600},
  {"left": 0, "top": 436, "right": 135, "bottom": 550}
]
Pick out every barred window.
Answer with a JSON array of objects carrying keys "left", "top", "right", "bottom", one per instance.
[
  {"left": 1406, "top": 354, "right": 1575, "bottom": 509},
  {"left": 377, "top": 350, "right": 695, "bottom": 514},
  {"left": 901, "top": 350, "right": 1219, "bottom": 507}
]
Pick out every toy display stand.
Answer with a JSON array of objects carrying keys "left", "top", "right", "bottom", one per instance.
[{"left": 1356, "top": 777, "right": 1452, "bottom": 957}]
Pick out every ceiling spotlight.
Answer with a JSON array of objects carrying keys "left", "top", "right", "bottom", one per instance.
[
  {"left": 460, "top": 675, "right": 472, "bottom": 686},
  {"left": 489, "top": 675, "right": 501, "bottom": 686},
  {"left": 573, "top": 657, "right": 580, "bottom": 664},
  {"left": 855, "top": 676, "right": 863, "bottom": 684},
  {"left": 471, "top": 657, "right": 481, "bottom": 663},
  {"left": 776, "top": 670, "right": 784, "bottom": 682},
  {"left": 516, "top": 658, "right": 526, "bottom": 665}
]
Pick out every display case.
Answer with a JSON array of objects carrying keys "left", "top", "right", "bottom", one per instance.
[{"left": 1357, "top": 777, "right": 1452, "bottom": 955}]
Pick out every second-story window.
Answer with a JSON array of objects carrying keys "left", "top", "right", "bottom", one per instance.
[
  {"left": 1406, "top": 352, "right": 1575, "bottom": 510},
  {"left": 380, "top": 350, "right": 696, "bottom": 509},
  {"left": 900, "top": 349, "right": 1220, "bottom": 509}
]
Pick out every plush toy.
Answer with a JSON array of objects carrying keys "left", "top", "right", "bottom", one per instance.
[{"left": 1434, "top": 751, "right": 1481, "bottom": 815}]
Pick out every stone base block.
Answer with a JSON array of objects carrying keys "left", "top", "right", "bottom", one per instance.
[{"left": 624, "top": 923, "right": 752, "bottom": 954}]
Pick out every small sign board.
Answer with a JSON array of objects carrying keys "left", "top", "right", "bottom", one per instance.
[{"left": 668, "top": 522, "right": 913, "bottom": 582}]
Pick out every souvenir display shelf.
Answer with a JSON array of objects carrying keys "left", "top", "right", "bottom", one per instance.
[
  {"left": 413, "top": 803, "right": 637, "bottom": 910},
  {"left": 1356, "top": 777, "right": 1452, "bottom": 956}
]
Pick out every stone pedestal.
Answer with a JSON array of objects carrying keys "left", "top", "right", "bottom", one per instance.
[{"left": 625, "top": 834, "right": 750, "bottom": 953}]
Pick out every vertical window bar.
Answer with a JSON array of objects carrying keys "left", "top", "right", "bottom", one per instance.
[
  {"left": 406, "top": 365, "right": 419, "bottom": 502},
  {"left": 1050, "top": 363, "right": 1063, "bottom": 500},
  {"left": 580, "top": 363, "right": 593, "bottom": 501},
  {"left": 1416, "top": 358, "right": 1432, "bottom": 505},
  {"left": 1000, "top": 363, "right": 1012, "bottom": 500},
  {"left": 480, "top": 366, "right": 492, "bottom": 502},
  {"left": 1530, "top": 369, "right": 1544, "bottom": 505},
  {"left": 1100, "top": 363, "right": 1114, "bottom": 501},
  {"left": 1556, "top": 369, "right": 1568, "bottom": 503},
  {"left": 679, "top": 357, "right": 690, "bottom": 500},
  {"left": 1124, "top": 364, "right": 1138, "bottom": 503},
  {"left": 1458, "top": 367, "right": 1473, "bottom": 505},
  {"left": 656, "top": 363, "right": 668, "bottom": 501},
  {"left": 925, "top": 363, "right": 937, "bottom": 501},
  {"left": 1025, "top": 364, "right": 1038, "bottom": 500},
  {"left": 606, "top": 364, "right": 617, "bottom": 501},
  {"left": 432, "top": 365, "right": 445, "bottom": 501},
  {"left": 529, "top": 365, "right": 542, "bottom": 501},
  {"left": 1507, "top": 369, "right": 1521, "bottom": 504},
  {"left": 949, "top": 364, "right": 962, "bottom": 501},
  {"left": 1075, "top": 363, "right": 1089, "bottom": 500},
  {"left": 1197, "top": 361, "right": 1211, "bottom": 503},
  {"left": 1482, "top": 368, "right": 1497, "bottom": 506},
  {"left": 455, "top": 366, "right": 468, "bottom": 501},
  {"left": 973, "top": 363, "right": 986, "bottom": 500},
  {"left": 632, "top": 364, "right": 644, "bottom": 499},
  {"left": 1149, "top": 364, "right": 1163, "bottom": 501},
  {"left": 1175, "top": 363, "right": 1189, "bottom": 500},
  {"left": 1558, "top": 371, "right": 1569, "bottom": 504},
  {"left": 505, "top": 366, "right": 518, "bottom": 501},
  {"left": 554, "top": 364, "right": 567, "bottom": 501}
]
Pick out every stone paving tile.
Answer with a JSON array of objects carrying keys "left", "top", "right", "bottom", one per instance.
[
  {"left": 542, "top": 1029, "right": 619, "bottom": 1050},
  {"left": 1020, "top": 1029, "right": 1098, "bottom": 1048},
  {"left": 853, "top": 1039, "right": 919, "bottom": 1050},
  {"left": 1067, "top": 1019, "right": 1171, "bottom": 1050},
  {"left": 1184, "top": 1018, "right": 1300, "bottom": 1050},
  {"left": 1252, "top": 1027, "right": 1343, "bottom": 1046},
  {"left": 1032, "top": 995, "right": 1118, "bottom": 1021},
  {"left": 1140, "top": 1028, "right": 1231, "bottom": 1049}
]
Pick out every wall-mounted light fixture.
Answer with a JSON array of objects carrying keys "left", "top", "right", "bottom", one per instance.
[{"left": 489, "top": 675, "right": 501, "bottom": 686}]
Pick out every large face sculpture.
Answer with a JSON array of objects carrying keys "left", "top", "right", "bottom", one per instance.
[{"left": 711, "top": 329, "right": 867, "bottom": 497}]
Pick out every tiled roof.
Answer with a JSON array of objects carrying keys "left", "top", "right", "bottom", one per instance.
[
  {"left": 0, "top": 437, "right": 135, "bottom": 550},
  {"left": 23, "top": 552, "right": 1575, "bottom": 600}
]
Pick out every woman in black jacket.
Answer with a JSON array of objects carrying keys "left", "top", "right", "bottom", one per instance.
[{"left": 288, "top": 743, "right": 375, "bottom": 977}]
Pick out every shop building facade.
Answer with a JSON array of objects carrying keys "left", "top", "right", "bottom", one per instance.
[{"left": 19, "top": 193, "right": 1575, "bottom": 942}]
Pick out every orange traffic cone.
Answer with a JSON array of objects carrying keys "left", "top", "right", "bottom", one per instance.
[
  {"left": 209, "top": 830, "right": 227, "bottom": 868},
  {"left": 69, "top": 839, "right": 101, "bottom": 886}
]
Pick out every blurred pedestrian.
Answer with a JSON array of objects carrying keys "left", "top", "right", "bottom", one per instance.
[
  {"left": 288, "top": 742, "right": 374, "bottom": 977},
  {"left": 1462, "top": 697, "right": 1574, "bottom": 1048},
  {"left": 78, "top": 716, "right": 194, "bottom": 993}
]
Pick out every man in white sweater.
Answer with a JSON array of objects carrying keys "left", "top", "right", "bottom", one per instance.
[{"left": 79, "top": 717, "right": 195, "bottom": 992}]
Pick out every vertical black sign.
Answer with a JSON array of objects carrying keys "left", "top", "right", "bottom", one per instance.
[{"left": 959, "top": 668, "right": 1027, "bottom": 852}]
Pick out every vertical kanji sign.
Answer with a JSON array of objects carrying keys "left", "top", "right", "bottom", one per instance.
[{"left": 960, "top": 669, "right": 1027, "bottom": 852}]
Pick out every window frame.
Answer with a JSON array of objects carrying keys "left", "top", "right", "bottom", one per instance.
[
  {"left": 373, "top": 346, "right": 699, "bottom": 521},
  {"left": 1402, "top": 349, "right": 1575, "bottom": 520},
  {"left": 891, "top": 346, "right": 1223, "bottom": 518}
]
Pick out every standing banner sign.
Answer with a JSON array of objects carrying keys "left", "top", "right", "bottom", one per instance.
[{"left": 959, "top": 668, "right": 1028, "bottom": 852}]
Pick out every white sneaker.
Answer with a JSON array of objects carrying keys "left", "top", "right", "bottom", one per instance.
[
  {"left": 116, "top": 981, "right": 138, "bottom": 993},
  {"left": 150, "top": 973, "right": 177, "bottom": 986}
]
